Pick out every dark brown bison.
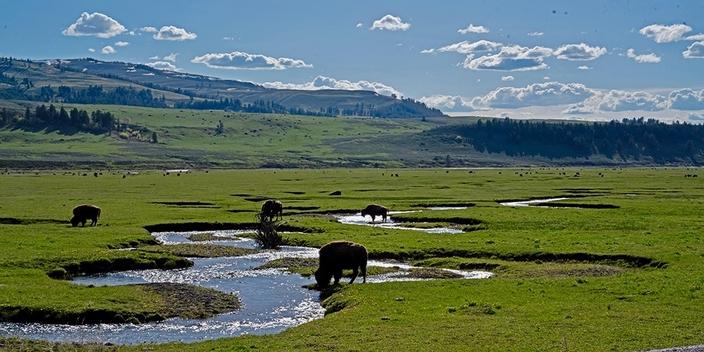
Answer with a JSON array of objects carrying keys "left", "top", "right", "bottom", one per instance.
[
  {"left": 314, "top": 241, "right": 367, "bottom": 288},
  {"left": 71, "top": 204, "right": 101, "bottom": 227},
  {"left": 361, "top": 204, "right": 388, "bottom": 223},
  {"left": 261, "top": 199, "right": 283, "bottom": 221}
]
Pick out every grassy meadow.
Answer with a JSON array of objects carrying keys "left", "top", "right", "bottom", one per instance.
[{"left": 0, "top": 168, "right": 703, "bottom": 351}]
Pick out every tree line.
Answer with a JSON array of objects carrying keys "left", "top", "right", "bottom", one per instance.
[
  {"left": 175, "top": 98, "right": 334, "bottom": 117},
  {"left": 1, "top": 104, "right": 116, "bottom": 133},
  {"left": 430, "top": 118, "right": 704, "bottom": 163}
]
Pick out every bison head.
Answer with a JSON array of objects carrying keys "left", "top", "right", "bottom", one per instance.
[
  {"left": 314, "top": 268, "right": 332, "bottom": 288},
  {"left": 360, "top": 209, "right": 369, "bottom": 218},
  {"left": 70, "top": 216, "right": 79, "bottom": 227}
]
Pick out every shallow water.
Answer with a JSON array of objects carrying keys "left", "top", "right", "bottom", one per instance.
[
  {"left": 0, "top": 231, "right": 490, "bottom": 344},
  {"left": 335, "top": 212, "right": 464, "bottom": 234},
  {"left": 499, "top": 197, "right": 570, "bottom": 207}
]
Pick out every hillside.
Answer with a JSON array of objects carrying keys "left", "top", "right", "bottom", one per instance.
[
  {"left": 2, "top": 102, "right": 702, "bottom": 169},
  {"left": 0, "top": 58, "right": 443, "bottom": 118}
]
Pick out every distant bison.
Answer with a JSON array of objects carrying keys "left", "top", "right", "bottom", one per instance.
[
  {"left": 261, "top": 199, "right": 283, "bottom": 221},
  {"left": 71, "top": 204, "right": 101, "bottom": 227},
  {"left": 315, "top": 241, "right": 367, "bottom": 288},
  {"left": 361, "top": 204, "right": 388, "bottom": 223}
]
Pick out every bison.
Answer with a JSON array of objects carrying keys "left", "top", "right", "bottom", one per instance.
[
  {"left": 314, "top": 241, "right": 367, "bottom": 288},
  {"left": 71, "top": 204, "right": 101, "bottom": 227},
  {"left": 361, "top": 204, "right": 388, "bottom": 223},
  {"left": 261, "top": 199, "right": 283, "bottom": 221}
]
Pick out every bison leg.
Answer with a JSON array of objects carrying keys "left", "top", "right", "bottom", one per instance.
[
  {"left": 349, "top": 267, "right": 358, "bottom": 284},
  {"left": 382, "top": 214, "right": 387, "bottom": 223},
  {"left": 81, "top": 219, "right": 86, "bottom": 227},
  {"left": 333, "top": 269, "right": 342, "bottom": 285},
  {"left": 361, "top": 263, "right": 367, "bottom": 283},
  {"left": 371, "top": 214, "right": 376, "bottom": 223},
  {"left": 91, "top": 217, "right": 97, "bottom": 226}
]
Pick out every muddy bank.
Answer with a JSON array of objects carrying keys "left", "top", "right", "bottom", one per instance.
[
  {"left": 143, "top": 222, "right": 320, "bottom": 233},
  {"left": 0, "top": 217, "right": 67, "bottom": 225},
  {"left": 46, "top": 255, "right": 192, "bottom": 280},
  {"left": 0, "top": 283, "right": 239, "bottom": 325},
  {"left": 368, "top": 249, "right": 665, "bottom": 268},
  {"left": 138, "top": 244, "right": 259, "bottom": 258}
]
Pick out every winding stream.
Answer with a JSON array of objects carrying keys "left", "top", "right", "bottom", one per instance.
[
  {"left": 0, "top": 230, "right": 491, "bottom": 344},
  {"left": 499, "top": 197, "right": 570, "bottom": 207}
]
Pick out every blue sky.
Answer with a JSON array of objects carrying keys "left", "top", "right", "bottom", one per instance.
[{"left": 1, "top": 0, "right": 703, "bottom": 121}]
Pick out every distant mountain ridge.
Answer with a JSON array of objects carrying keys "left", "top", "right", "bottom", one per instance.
[{"left": 0, "top": 58, "right": 444, "bottom": 118}]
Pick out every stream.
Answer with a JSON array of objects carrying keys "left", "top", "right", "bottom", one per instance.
[{"left": 0, "top": 230, "right": 491, "bottom": 345}]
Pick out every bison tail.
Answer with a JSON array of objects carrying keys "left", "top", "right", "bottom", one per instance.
[{"left": 96, "top": 208, "right": 101, "bottom": 219}]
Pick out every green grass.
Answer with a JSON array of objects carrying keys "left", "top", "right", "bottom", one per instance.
[{"left": 0, "top": 168, "right": 703, "bottom": 351}]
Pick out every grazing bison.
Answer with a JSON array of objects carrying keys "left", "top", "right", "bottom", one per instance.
[
  {"left": 71, "top": 204, "right": 101, "bottom": 227},
  {"left": 361, "top": 204, "right": 388, "bottom": 223},
  {"left": 261, "top": 199, "right": 283, "bottom": 221},
  {"left": 314, "top": 241, "right": 367, "bottom": 288}
]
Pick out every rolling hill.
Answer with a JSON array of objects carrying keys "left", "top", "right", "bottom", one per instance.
[{"left": 0, "top": 58, "right": 443, "bottom": 118}]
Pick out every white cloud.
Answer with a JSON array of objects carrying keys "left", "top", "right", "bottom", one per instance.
[
  {"left": 543, "top": 76, "right": 551, "bottom": 80},
  {"left": 356, "top": 22, "right": 363, "bottom": 28},
  {"left": 140, "top": 26, "right": 158, "bottom": 33},
  {"left": 554, "top": 43, "right": 606, "bottom": 61},
  {"left": 527, "top": 32, "right": 544, "bottom": 37},
  {"left": 261, "top": 76, "right": 401, "bottom": 97},
  {"left": 626, "top": 48, "right": 661, "bottom": 63},
  {"left": 683, "top": 41, "right": 704, "bottom": 59},
  {"left": 153, "top": 26, "right": 197, "bottom": 41},
  {"left": 114, "top": 41, "right": 129, "bottom": 47},
  {"left": 101, "top": 45, "right": 116, "bottom": 54},
  {"left": 689, "top": 113, "right": 704, "bottom": 121},
  {"left": 419, "top": 95, "right": 469, "bottom": 110},
  {"left": 458, "top": 24, "right": 489, "bottom": 34},
  {"left": 63, "top": 12, "right": 126, "bottom": 38},
  {"left": 463, "top": 45, "right": 552, "bottom": 71},
  {"left": 577, "top": 65, "right": 591, "bottom": 70},
  {"left": 88, "top": 48, "right": 95, "bottom": 53},
  {"left": 145, "top": 61, "right": 178, "bottom": 71},
  {"left": 370, "top": 15, "right": 410, "bottom": 31},
  {"left": 192, "top": 51, "right": 312, "bottom": 70},
  {"left": 669, "top": 89, "right": 704, "bottom": 110},
  {"left": 149, "top": 55, "right": 160, "bottom": 60},
  {"left": 223, "top": 36, "right": 236, "bottom": 41},
  {"left": 686, "top": 33, "right": 704, "bottom": 41},
  {"left": 639, "top": 24, "right": 692, "bottom": 43},
  {"left": 471, "top": 82, "right": 595, "bottom": 109},
  {"left": 501, "top": 75, "right": 514, "bottom": 81},
  {"left": 163, "top": 53, "right": 178, "bottom": 62},
  {"left": 426, "top": 39, "right": 502, "bottom": 55}
]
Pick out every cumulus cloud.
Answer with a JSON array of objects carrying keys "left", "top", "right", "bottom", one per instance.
[
  {"left": 501, "top": 75, "right": 514, "bottom": 81},
  {"left": 370, "top": 15, "right": 410, "bottom": 31},
  {"left": 261, "top": 76, "right": 401, "bottom": 97},
  {"left": 192, "top": 51, "right": 312, "bottom": 70},
  {"left": 689, "top": 113, "right": 704, "bottom": 121},
  {"left": 88, "top": 48, "right": 95, "bottom": 53},
  {"left": 114, "top": 41, "right": 129, "bottom": 47},
  {"left": 458, "top": 24, "right": 489, "bottom": 34},
  {"left": 463, "top": 45, "right": 552, "bottom": 71},
  {"left": 470, "top": 82, "right": 595, "bottom": 109},
  {"left": 63, "top": 12, "right": 126, "bottom": 38},
  {"left": 145, "top": 61, "right": 178, "bottom": 71},
  {"left": 101, "top": 45, "right": 116, "bottom": 54},
  {"left": 639, "top": 24, "right": 692, "bottom": 43},
  {"left": 577, "top": 65, "right": 591, "bottom": 70},
  {"left": 527, "top": 32, "right": 544, "bottom": 37},
  {"left": 683, "top": 41, "right": 704, "bottom": 59},
  {"left": 140, "top": 26, "right": 158, "bottom": 33},
  {"left": 153, "top": 26, "right": 197, "bottom": 41},
  {"left": 163, "top": 53, "right": 178, "bottom": 62},
  {"left": 668, "top": 89, "right": 704, "bottom": 110},
  {"left": 424, "top": 39, "right": 502, "bottom": 55},
  {"left": 686, "top": 33, "right": 704, "bottom": 41},
  {"left": 356, "top": 22, "right": 363, "bottom": 28},
  {"left": 554, "top": 43, "right": 606, "bottom": 61},
  {"left": 418, "top": 95, "right": 470, "bottom": 110},
  {"left": 626, "top": 48, "right": 661, "bottom": 63}
]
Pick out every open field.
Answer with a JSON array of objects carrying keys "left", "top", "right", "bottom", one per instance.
[
  {"left": 1, "top": 101, "right": 655, "bottom": 169},
  {"left": 0, "top": 168, "right": 703, "bottom": 351}
]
